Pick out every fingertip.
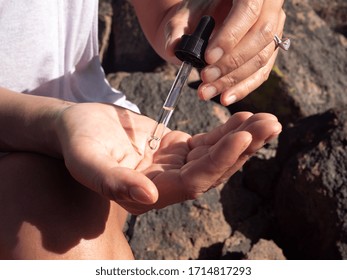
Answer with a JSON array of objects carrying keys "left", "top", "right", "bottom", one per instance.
[
  {"left": 197, "top": 84, "right": 206, "bottom": 100},
  {"left": 239, "top": 131, "right": 253, "bottom": 150},
  {"left": 208, "top": 130, "right": 253, "bottom": 169},
  {"left": 205, "top": 46, "right": 224, "bottom": 65},
  {"left": 201, "top": 66, "right": 222, "bottom": 83},
  {"left": 198, "top": 84, "right": 218, "bottom": 101},
  {"left": 221, "top": 94, "right": 237, "bottom": 106},
  {"left": 128, "top": 172, "right": 159, "bottom": 204},
  {"left": 265, "top": 122, "right": 282, "bottom": 142},
  {"left": 223, "top": 130, "right": 253, "bottom": 152},
  {"left": 129, "top": 186, "right": 158, "bottom": 205},
  {"left": 273, "top": 120, "right": 282, "bottom": 132},
  {"left": 105, "top": 167, "right": 159, "bottom": 205}
]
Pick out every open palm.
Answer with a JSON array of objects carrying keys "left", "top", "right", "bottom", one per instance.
[{"left": 56, "top": 103, "right": 281, "bottom": 214}]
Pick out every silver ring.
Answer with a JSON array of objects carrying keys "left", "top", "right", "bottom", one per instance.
[{"left": 274, "top": 34, "right": 291, "bottom": 51}]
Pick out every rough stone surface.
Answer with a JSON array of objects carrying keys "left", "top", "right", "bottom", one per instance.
[
  {"left": 128, "top": 189, "right": 232, "bottom": 260},
  {"left": 221, "top": 231, "right": 252, "bottom": 259},
  {"left": 246, "top": 239, "right": 286, "bottom": 260},
  {"left": 274, "top": 107, "right": 347, "bottom": 259},
  {"left": 277, "top": 0, "right": 347, "bottom": 118},
  {"left": 309, "top": 0, "right": 347, "bottom": 37}
]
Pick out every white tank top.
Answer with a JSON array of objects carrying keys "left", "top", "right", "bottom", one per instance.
[{"left": 0, "top": 0, "right": 139, "bottom": 112}]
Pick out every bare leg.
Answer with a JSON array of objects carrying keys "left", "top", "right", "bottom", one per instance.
[{"left": 0, "top": 153, "right": 133, "bottom": 259}]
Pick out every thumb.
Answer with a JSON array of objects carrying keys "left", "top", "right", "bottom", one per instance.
[
  {"left": 164, "top": 9, "right": 190, "bottom": 58},
  {"left": 99, "top": 166, "right": 159, "bottom": 205},
  {"left": 65, "top": 155, "right": 159, "bottom": 206}
]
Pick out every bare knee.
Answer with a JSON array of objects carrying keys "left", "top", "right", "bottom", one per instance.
[{"left": 0, "top": 153, "right": 133, "bottom": 259}]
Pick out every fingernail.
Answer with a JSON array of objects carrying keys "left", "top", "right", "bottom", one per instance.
[
  {"left": 206, "top": 47, "right": 224, "bottom": 64},
  {"left": 129, "top": 187, "right": 153, "bottom": 204},
  {"left": 225, "top": 94, "right": 237, "bottom": 105},
  {"left": 265, "top": 127, "right": 282, "bottom": 143},
  {"left": 203, "top": 66, "right": 222, "bottom": 83},
  {"left": 243, "top": 134, "right": 253, "bottom": 149},
  {"left": 201, "top": 85, "right": 218, "bottom": 100}
]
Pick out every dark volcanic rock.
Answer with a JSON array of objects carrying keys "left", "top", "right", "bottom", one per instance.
[
  {"left": 220, "top": 157, "right": 281, "bottom": 252},
  {"left": 246, "top": 239, "right": 286, "bottom": 260},
  {"left": 309, "top": 0, "right": 347, "bottom": 37},
  {"left": 274, "top": 106, "right": 347, "bottom": 259},
  {"left": 128, "top": 189, "right": 231, "bottom": 260},
  {"left": 221, "top": 231, "right": 252, "bottom": 259},
  {"left": 277, "top": 0, "right": 347, "bottom": 118}
]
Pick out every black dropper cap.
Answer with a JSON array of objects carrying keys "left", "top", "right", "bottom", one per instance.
[{"left": 174, "top": 15, "right": 215, "bottom": 69}]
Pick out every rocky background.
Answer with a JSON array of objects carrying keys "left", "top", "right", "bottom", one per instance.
[{"left": 98, "top": 0, "right": 347, "bottom": 259}]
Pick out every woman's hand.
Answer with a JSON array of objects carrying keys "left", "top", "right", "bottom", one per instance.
[
  {"left": 56, "top": 103, "right": 281, "bottom": 215},
  {"left": 164, "top": 0, "right": 286, "bottom": 105}
]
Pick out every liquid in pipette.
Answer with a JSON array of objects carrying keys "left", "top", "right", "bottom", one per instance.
[{"left": 148, "top": 106, "right": 174, "bottom": 150}]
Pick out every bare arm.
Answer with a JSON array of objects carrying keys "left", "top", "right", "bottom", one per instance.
[{"left": 0, "top": 87, "right": 70, "bottom": 157}]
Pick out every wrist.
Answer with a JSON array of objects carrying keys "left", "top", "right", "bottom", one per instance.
[{"left": 40, "top": 100, "right": 74, "bottom": 159}]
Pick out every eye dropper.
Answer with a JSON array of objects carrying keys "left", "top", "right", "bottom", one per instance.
[{"left": 148, "top": 15, "right": 215, "bottom": 150}]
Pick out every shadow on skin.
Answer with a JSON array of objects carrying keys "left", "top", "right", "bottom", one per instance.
[{"left": 0, "top": 152, "right": 110, "bottom": 258}]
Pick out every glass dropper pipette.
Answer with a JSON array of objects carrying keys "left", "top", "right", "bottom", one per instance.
[
  {"left": 148, "top": 61, "right": 192, "bottom": 149},
  {"left": 148, "top": 15, "right": 215, "bottom": 150}
]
